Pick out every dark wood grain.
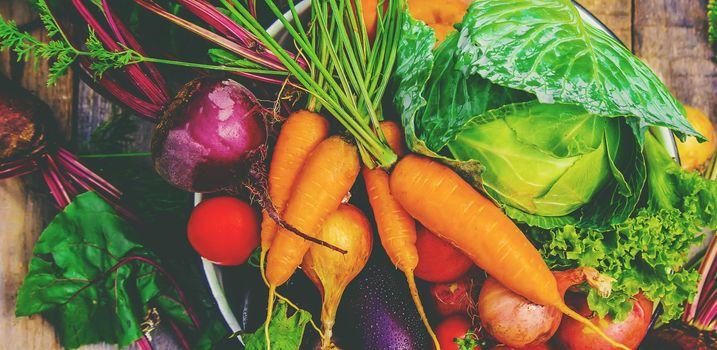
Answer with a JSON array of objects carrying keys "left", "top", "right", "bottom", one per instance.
[
  {"left": 580, "top": 0, "right": 634, "bottom": 49},
  {"left": 634, "top": 0, "right": 717, "bottom": 123}
]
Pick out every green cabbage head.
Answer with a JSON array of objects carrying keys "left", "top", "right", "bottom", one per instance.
[{"left": 447, "top": 102, "right": 620, "bottom": 217}]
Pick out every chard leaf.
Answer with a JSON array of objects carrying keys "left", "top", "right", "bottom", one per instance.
[
  {"left": 14, "top": 192, "right": 191, "bottom": 349},
  {"left": 242, "top": 300, "right": 311, "bottom": 350},
  {"left": 456, "top": 0, "right": 700, "bottom": 142}
]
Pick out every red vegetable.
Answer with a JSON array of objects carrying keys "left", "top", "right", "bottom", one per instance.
[
  {"left": 414, "top": 225, "right": 473, "bottom": 283},
  {"left": 0, "top": 76, "right": 123, "bottom": 211},
  {"left": 152, "top": 78, "right": 267, "bottom": 193},
  {"left": 555, "top": 292, "right": 653, "bottom": 350},
  {"left": 478, "top": 267, "right": 613, "bottom": 348},
  {"left": 435, "top": 316, "right": 481, "bottom": 350},
  {"left": 187, "top": 196, "right": 260, "bottom": 266},
  {"left": 489, "top": 343, "right": 551, "bottom": 350},
  {"left": 430, "top": 273, "right": 481, "bottom": 317}
]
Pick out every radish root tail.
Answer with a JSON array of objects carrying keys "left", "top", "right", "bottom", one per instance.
[
  {"left": 406, "top": 271, "right": 441, "bottom": 350},
  {"left": 557, "top": 303, "right": 630, "bottom": 350}
]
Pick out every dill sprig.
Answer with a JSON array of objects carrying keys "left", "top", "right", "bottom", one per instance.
[
  {"left": 0, "top": 0, "right": 143, "bottom": 85},
  {"left": 0, "top": 0, "right": 284, "bottom": 86}
]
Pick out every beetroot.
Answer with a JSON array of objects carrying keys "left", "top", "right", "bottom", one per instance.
[
  {"left": 151, "top": 78, "right": 267, "bottom": 193},
  {"left": 0, "top": 76, "right": 123, "bottom": 211}
]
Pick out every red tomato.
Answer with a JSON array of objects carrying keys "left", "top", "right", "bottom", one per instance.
[
  {"left": 435, "top": 316, "right": 481, "bottom": 350},
  {"left": 430, "top": 273, "right": 480, "bottom": 316},
  {"left": 555, "top": 293, "right": 653, "bottom": 350},
  {"left": 188, "top": 196, "right": 259, "bottom": 266},
  {"left": 414, "top": 225, "right": 473, "bottom": 282}
]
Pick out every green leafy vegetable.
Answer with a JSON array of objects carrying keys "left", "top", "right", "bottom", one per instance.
[
  {"left": 709, "top": 0, "right": 717, "bottom": 45},
  {"left": 530, "top": 133, "right": 717, "bottom": 323},
  {"left": 456, "top": 0, "right": 699, "bottom": 141},
  {"left": 242, "top": 300, "right": 312, "bottom": 350},
  {"left": 15, "top": 192, "right": 194, "bottom": 348}
]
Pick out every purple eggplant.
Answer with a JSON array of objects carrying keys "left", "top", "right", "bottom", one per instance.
[{"left": 334, "top": 255, "right": 432, "bottom": 350}]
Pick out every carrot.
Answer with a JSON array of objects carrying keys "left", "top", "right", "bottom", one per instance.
[
  {"left": 260, "top": 110, "right": 330, "bottom": 279},
  {"left": 389, "top": 154, "right": 630, "bottom": 350},
  {"left": 362, "top": 121, "right": 439, "bottom": 349},
  {"left": 264, "top": 136, "right": 360, "bottom": 349}
]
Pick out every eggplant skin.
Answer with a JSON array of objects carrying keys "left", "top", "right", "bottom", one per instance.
[
  {"left": 334, "top": 256, "right": 431, "bottom": 350},
  {"left": 0, "top": 75, "right": 49, "bottom": 161}
]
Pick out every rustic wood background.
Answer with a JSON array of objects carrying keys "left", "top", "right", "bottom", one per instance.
[{"left": 1, "top": 0, "right": 715, "bottom": 349}]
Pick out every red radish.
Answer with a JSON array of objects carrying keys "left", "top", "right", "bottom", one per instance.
[
  {"left": 490, "top": 343, "right": 551, "bottom": 350},
  {"left": 435, "top": 316, "right": 482, "bottom": 350},
  {"left": 479, "top": 268, "right": 613, "bottom": 348},
  {"left": 187, "top": 196, "right": 259, "bottom": 265},
  {"left": 430, "top": 273, "right": 481, "bottom": 317},
  {"left": 555, "top": 292, "right": 653, "bottom": 350},
  {"left": 152, "top": 78, "right": 268, "bottom": 193},
  {"left": 414, "top": 225, "right": 473, "bottom": 282}
]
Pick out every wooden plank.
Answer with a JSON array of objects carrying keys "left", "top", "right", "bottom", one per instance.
[
  {"left": 579, "top": 0, "right": 634, "bottom": 49},
  {"left": 633, "top": 0, "right": 717, "bottom": 123}
]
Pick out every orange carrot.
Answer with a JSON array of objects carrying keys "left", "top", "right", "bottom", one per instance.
[
  {"left": 260, "top": 110, "right": 330, "bottom": 274},
  {"left": 362, "top": 121, "right": 439, "bottom": 348},
  {"left": 264, "top": 136, "right": 360, "bottom": 349},
  {"left": 389, "top": 154, "right": 629, "bottom": 350}
]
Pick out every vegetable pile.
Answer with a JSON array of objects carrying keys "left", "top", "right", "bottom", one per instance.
[{"left": 2, "top": 0, "right": 717, "bottom": 349}]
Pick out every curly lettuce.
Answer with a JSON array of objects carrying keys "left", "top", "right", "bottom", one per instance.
[{"left": 530, "top": 133, "right": 717, "bottom": 323}]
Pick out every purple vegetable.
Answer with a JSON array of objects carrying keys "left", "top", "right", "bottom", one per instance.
[
  {"left": 335, "top": 257, "right": 432, "bottom": 350},
  {"left": 151, "top": 77, "right": 267, "bottom": 193}
]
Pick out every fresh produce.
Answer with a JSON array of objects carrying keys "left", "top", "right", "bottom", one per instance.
[
  {"left": 489, "top": 344, "right": 551, "bottom": 350},
  {"left": 265, "top": 136, "right": 360, "bottom": 348},
  {"left": 675, "top": 105, "right": 716, "bottom": 172},
  {"left": 430, "top": 274, "right": 479, "bottom": 317},
  {"left": 363, "top": 120, "right": 437, "bottom": 347},
  {"left": 0, "top": 75, "right": 123, "bottom": 210},
  {"left": 243, "top": 300, "right": 313, "bottom": 350},
  {"left": 642, "top": 233, "right": 717, "bottom": 349},
  {"left": 302, "top": 204, "right": 373, "bottom": 349},
  {"left": 260, "top": 110, "right": 330, "bottom": 270},
  {"left": 15, "top": 192, "right": 200, "bottom": 349},
  {"left": 434, "top": 316, "right": 481, "bottom": 350},
  {"left": 406, "top": 0, "right": 469, "bottom": 43},
  {"left": 152, "top": 77, "right": 268, "bottom": 193},
  {"left": 336, "top": 258, "right": 433, "bottom": 350},
  {"left": 530, "top": 132, "right": 716, "bottom": 323},
  {"left": 478, "top": 268, "right": 612, "bottom": 348},
  {"left": 555, "top": 293, "right": 653, "bottom": 350},
  {"left": 414, "top": 224, "right": 473, "bottom": 283},
  {"left": 389, "top": 154, "right": 629, "bottom": 349},
  {"left": 393, "top": 0, "right": 700, "bottom": 229},
  {"left": 187, "top": 196, "right": 259, "bottom": 266}
]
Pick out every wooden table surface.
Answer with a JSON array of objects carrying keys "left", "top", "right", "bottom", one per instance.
[{"left": 1, "top": 0, "right": 716, "bottom": 349}]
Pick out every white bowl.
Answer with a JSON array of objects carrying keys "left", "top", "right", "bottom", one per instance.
[{"left": 198, "top": 1, "right": 682, "bottom": 345}]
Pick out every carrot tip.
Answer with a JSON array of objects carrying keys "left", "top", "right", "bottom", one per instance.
[
  {"left": 557, "top": 303, "right": 630, "bottom": 350},
  {"left": 406, "top": 271, "right": 441, "bottom": 350}
]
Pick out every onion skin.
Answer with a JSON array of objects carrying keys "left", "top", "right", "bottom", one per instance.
[
  {"left": 555, "top": 293, "right": 653, "bottom": 350},
  {"left": 478, "top": 268, "right": 612, "bottom": 348},
  {"left": 302, "top": 204, "right": 373, "bottom": 349},
  {"left": 152, "top": 77, "right": 267, "bottom": 192}
]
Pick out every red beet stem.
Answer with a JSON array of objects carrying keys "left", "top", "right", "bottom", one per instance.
[
  {"left": 56, "top": 148, "right": 122, "bottom": 199},
  {"left": 0, "top": 158, "right": 36, "bottom": 178},
  {"left": 135, "top": 336, "right": 154, "bottom": 350},
  {"left": 102, "top": 0, "right": 170, "bottom": 100},
  {"left": 168, "top": 318, "right": 192, "bottom": 350},
  {"left": 71, "top": 0, "right": 168, "bottom": 107}
]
